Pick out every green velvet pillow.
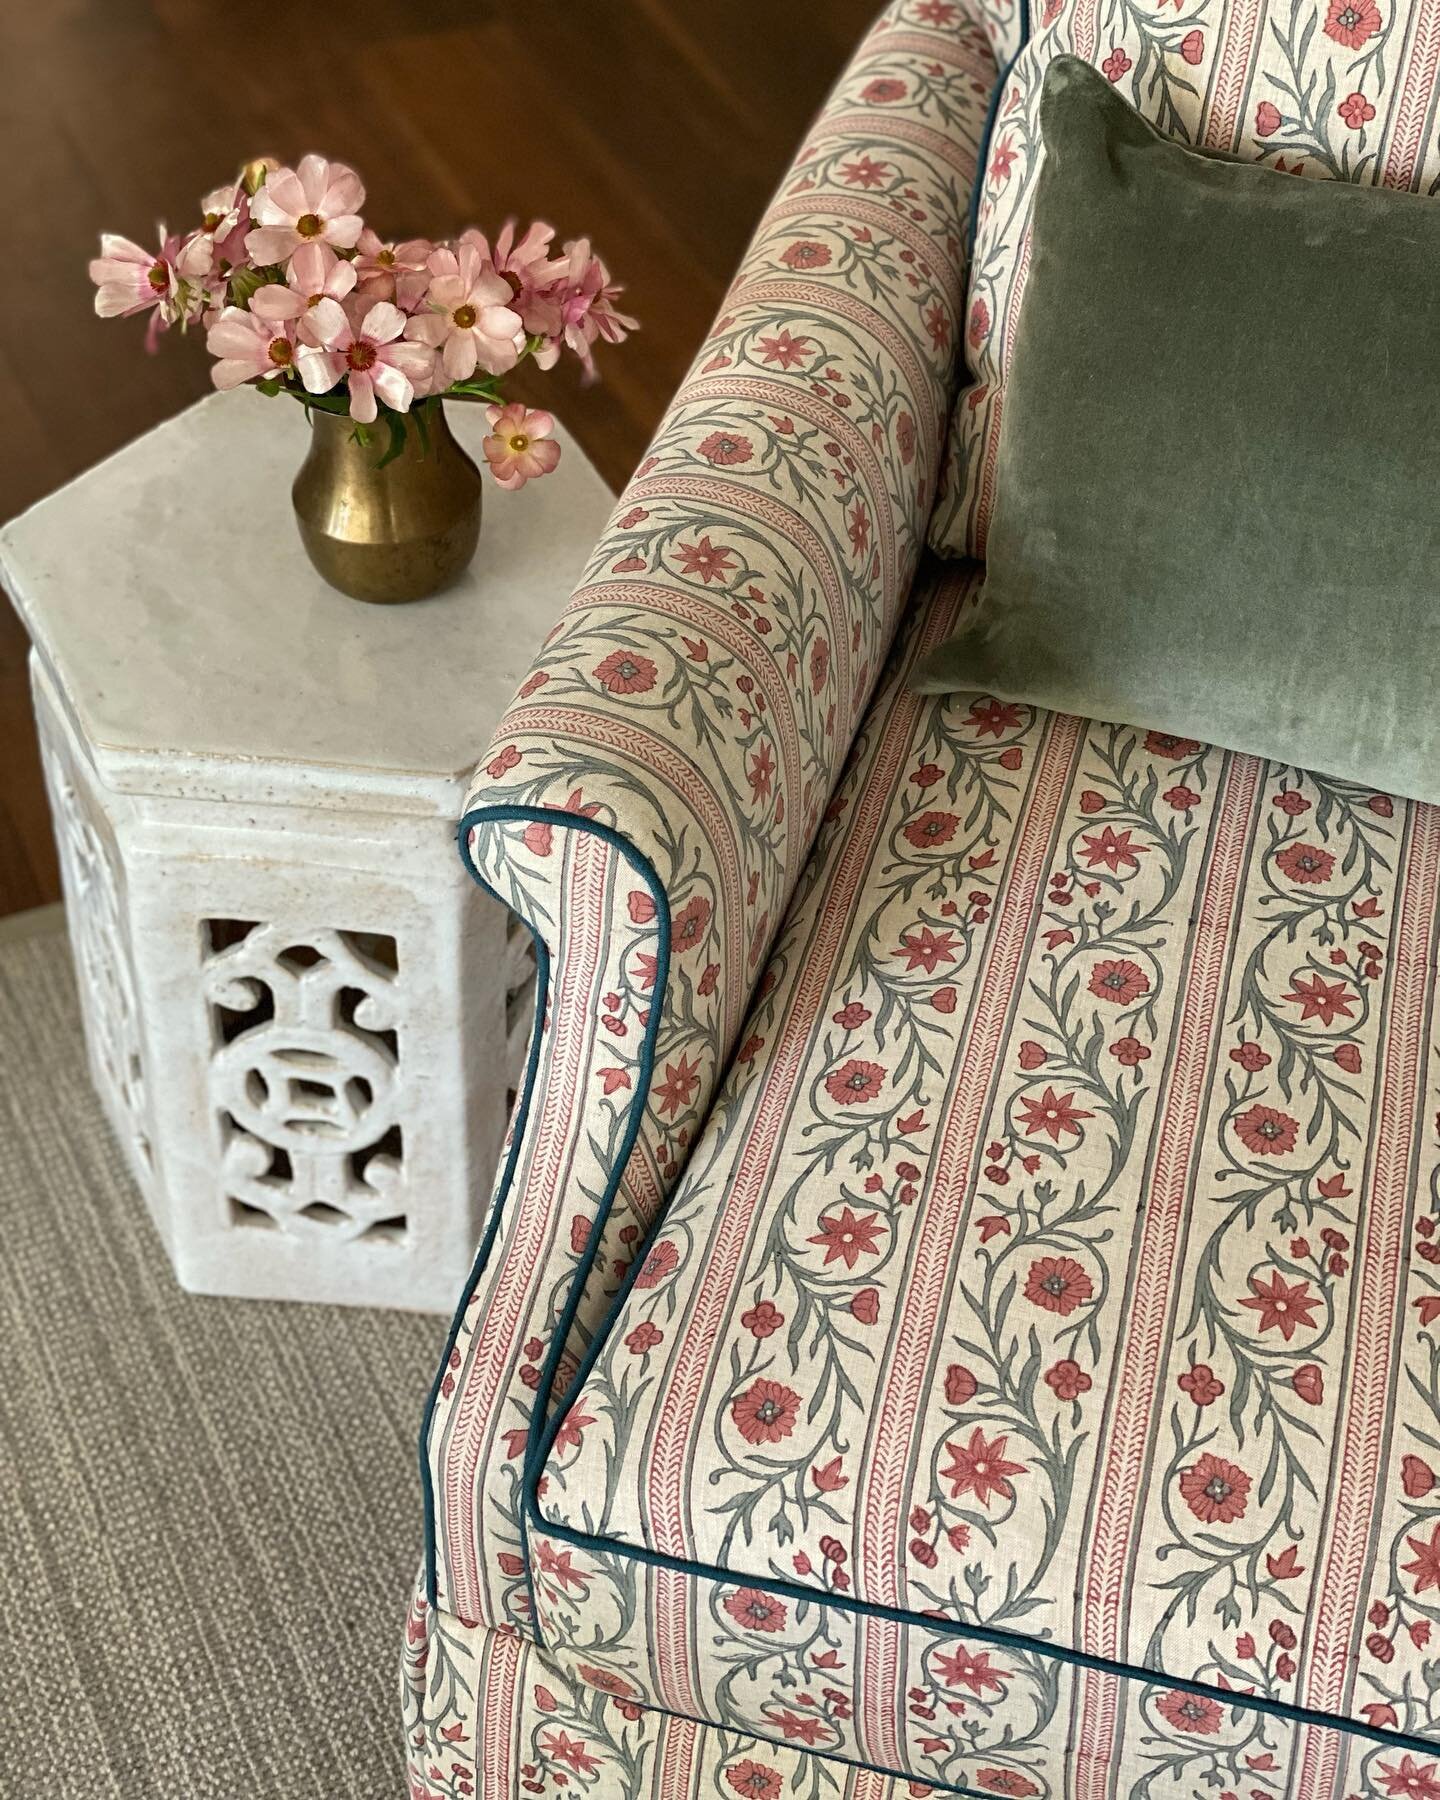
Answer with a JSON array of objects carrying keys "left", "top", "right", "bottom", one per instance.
[{"left": 915, "top": 56, "right": 1440, "bottom": 805}]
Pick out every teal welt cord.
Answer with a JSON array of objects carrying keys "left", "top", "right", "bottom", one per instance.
[{"left": 421, "top": 804, "right": 671, "bottom": 1629}]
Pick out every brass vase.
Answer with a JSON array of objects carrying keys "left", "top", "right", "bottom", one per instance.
[{"left": 291, "top": 401, "right": 483, "bottom": 604}]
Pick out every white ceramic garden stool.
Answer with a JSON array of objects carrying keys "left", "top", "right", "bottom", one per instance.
[{"left": 0, "top": 391, "right": 613, "bottom": 1311}]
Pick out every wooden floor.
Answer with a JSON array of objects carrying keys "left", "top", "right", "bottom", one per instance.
[{"left": 0, "top": 0, "right": 874, "bottom": 917}]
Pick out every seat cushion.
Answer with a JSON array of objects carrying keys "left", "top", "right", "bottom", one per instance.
[
  {"left": 523, "top": 554, "right": 1440, "bottom": 1795},
  {"left": 929, "top": 0, "right": 1440, "bottom": 560}
]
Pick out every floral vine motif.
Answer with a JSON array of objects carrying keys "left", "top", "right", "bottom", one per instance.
[
  {"left": 546, "top": 674, "right": 1034, "bottom": 1574},
  {"left": 1354, "top": 1087, "right": 1440, "bottom": 1745},
  {"left": 428, "top": 0, "right": 988, "bottom": 1649},
  {"left": 1149, "top": 771, "right": 1398, "bottom": 1692},
  {"left": 523, "top": 556, "right": 1438, "bottom": 1790},
  {"left": 404, "top": 1568, "right": 919, "bottom": 1799},
  {"left": 907, "top": 726, "right": 1207, "bottom": 1638},
  {"left": 1253, "top": 0, "right": 1397, "bottom": 175},
  {"left": 402, "top": 1580, "right": 477, "bottom": 1800},
  {"left": 446, "top": 818, "right": 670, "bottom": 1637}
]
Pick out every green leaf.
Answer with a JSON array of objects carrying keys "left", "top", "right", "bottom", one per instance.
[
  {"left": 298, "top": 391, "right": 352, "bottom": 416},
  {"left": 443, "top": 376, "right": 503, "bottom": 403},
  {"left": 376, "top": 408, "right": 407, "bottom": 468},
  {"left": 229, "top": 263, "right": 283, "bottom": 309},
  {"left": 413, "top": 398, "right": 433, "bottom": 459}
]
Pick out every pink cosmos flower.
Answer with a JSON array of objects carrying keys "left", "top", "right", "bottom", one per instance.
[
  {"left": 297, "top": 298, "right": 434, "bottom": 422},
  {"left": 205, "top": 306, "right": 299, "bottom": 389},
  {"left": 246, "top": 155, "right": 365, "bottom": 265},
  {"left": 539, "top": 238, "right": 637, "bottom": 376},
  {"left": 406, "top": 242, "right": 524, "bottom": 379},
  {"left": 250, "top": 242, "right": 358, "bottom": 344},
  {"left": 353, "top": 228, "right": 434, "bottom": 310},
  {"left": 482, "top": 403, "right": 561, "bottom": 489},
  {"left": 462, "top": 219, "right": 566, "bottom": 337},
  {"left": 89, "top": 227, "right": 187, "bottom": 350},
  {"left": 89, "top": 228, "right": 181, "bottom": 320},
  {"left": 338, "top": 289, "right": 440, "bottom": 398},
  {"left": 332, "top": 291, "right": 443, "bottom": 404},
  {"left": 176, "top": 180, "right": 251, "bottom": 285}
]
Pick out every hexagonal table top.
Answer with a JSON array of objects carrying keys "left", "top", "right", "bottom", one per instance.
[{"left": 0, "top": 391, "right": 614, "bottom": 814}]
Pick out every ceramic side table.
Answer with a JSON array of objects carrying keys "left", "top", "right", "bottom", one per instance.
[{"left": 0, "top": 392, "right": 613, "bottom": 1312}]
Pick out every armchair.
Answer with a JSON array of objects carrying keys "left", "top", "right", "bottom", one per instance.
[{"left": 408, "top": 0, "right": 1440, "bottom": 1795}]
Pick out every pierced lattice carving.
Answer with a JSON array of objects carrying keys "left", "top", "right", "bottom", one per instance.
[
  {"left": 46, "top": 748, "right": 153, "bottom": 1176},
  {"left": 203, "top": 922, "right": 407, "bottom": 1243}
]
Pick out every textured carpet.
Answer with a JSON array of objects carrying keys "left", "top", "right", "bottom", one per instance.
[{"left": 0, "top": 918, "right": 444, "bottom": 1798}]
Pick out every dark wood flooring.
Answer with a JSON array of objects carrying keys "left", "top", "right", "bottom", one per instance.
[{"left": 0, "top": 0, "right": 874, "bottom": 916}]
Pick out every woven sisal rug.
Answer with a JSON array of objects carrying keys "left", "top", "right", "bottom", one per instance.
[{"left": 0, "top": 915, "right": 442, "bottom": 1798}]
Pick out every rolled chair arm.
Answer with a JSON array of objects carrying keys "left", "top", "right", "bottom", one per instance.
[{"left": 422, "top": 0, "right": 999, "bottom": 1638}]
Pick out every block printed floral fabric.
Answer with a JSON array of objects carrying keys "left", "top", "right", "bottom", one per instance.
[
  {"left": 402, "top": 1569, "right": 917, "bottom": 1800},
  {"left": 412, "top": 0, "right": 1440, "bottom": 1795},
  {"left": 399, "top": 1568, "right": 1406, "bottom": 1800},
  {"left": 928, "top": 0, "right": 1440, "bottom": 558},
  {"left": 417, "top": 0, "right": 993, "bottom": 1774},
  {"left": 531, "top": 559, "right": 1440, "bottom": 1797}
]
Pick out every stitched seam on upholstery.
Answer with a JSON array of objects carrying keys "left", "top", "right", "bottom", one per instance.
[
  {"left": 529, "top": 1497, "right": 1440, "bottom": 1764},
  {"left": 430, "top": 1599, "right": 977, "bottom": 1797}
]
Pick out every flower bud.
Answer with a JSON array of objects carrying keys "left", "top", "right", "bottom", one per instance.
[{"left": 241, "top": 156, "right": 279, "bottom": 197}]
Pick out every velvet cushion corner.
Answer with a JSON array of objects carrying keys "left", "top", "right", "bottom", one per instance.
[{"left": 918, "top": 56, "right": 1440, "bottom": 806}]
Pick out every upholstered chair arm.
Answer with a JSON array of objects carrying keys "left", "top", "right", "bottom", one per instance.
[{"left": 421, "top": 0, "right": 998, "bottom": 1640}]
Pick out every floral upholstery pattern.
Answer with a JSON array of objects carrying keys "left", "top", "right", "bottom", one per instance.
[
  {"left": 411, "top": 0, "right": 1440, "bottom": 1795},
  {"left": 928, "top": 0, "right": 1440, "bottom": 558},
  {"left": 420, "top": 0, "right": 995, "bottom": 1684},
  {"left": 523, "top": 558, "right": 1440, "bottom": 1796},
  {"left": 401, "top": 1570, "right": 916, "bottom": 1800}
]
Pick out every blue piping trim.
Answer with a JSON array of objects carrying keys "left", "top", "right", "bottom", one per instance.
[
  {"left": 965, "top": 50, "right": 1015, "bottom": 255},
  {"left": 570, "top": 1685, "right": 978, "bottom": 1796},
  {"left": 421, "top": 804, "right": 671, "bottom": 1620},
  {"left": 430, "top": 807, "right": 963, "bottom": 1792},
  {"left": 531, "top": 1496, "right": 1440, "bottom": 1764}
]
